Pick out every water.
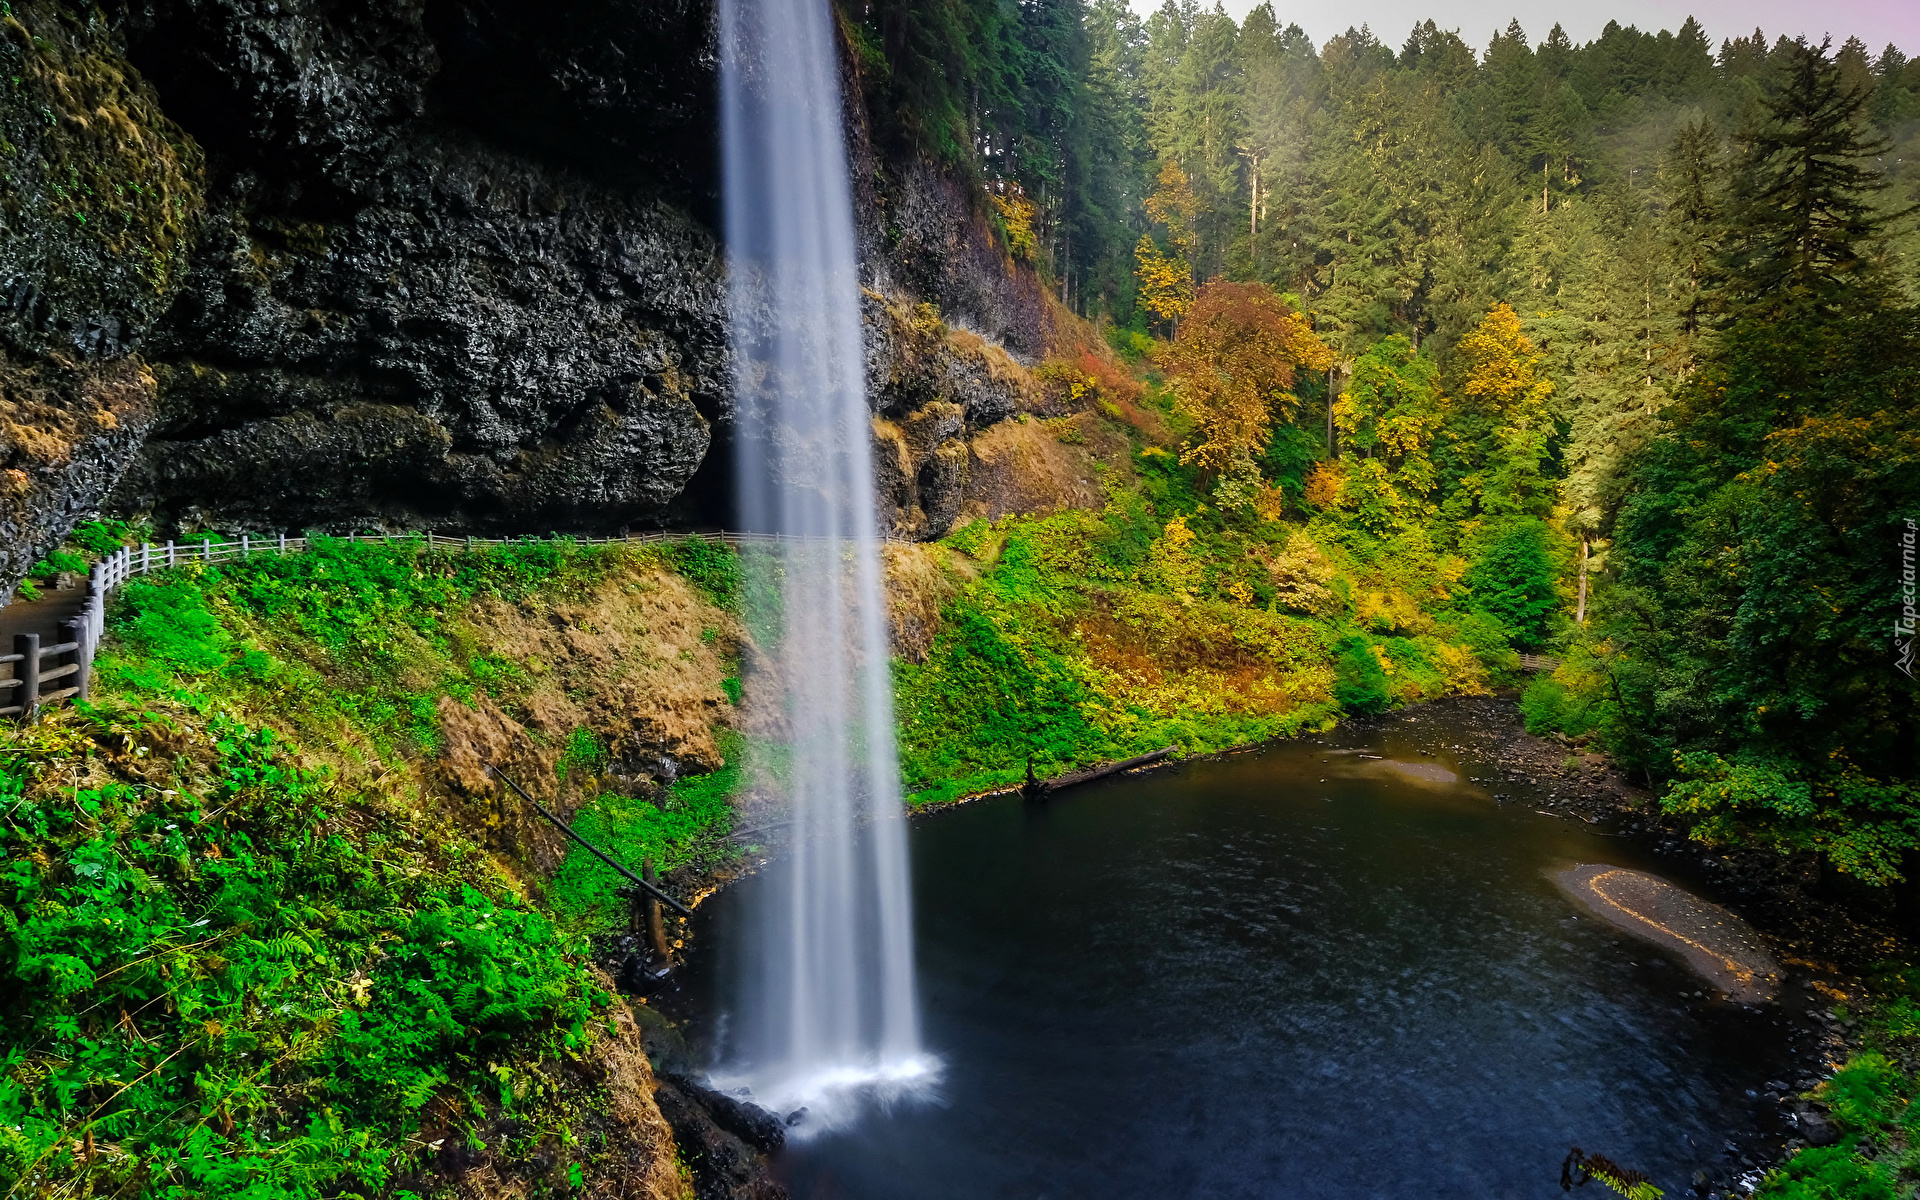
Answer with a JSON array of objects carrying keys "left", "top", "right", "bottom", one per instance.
[
  {"left": 719, "top": 0, "right": 927, "bottom": 1120},
  {"left": 682, "top": 710, "right": 1799, "bottom": 1197}
]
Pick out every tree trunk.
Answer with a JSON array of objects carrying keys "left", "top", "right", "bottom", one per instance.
[
  {"left": 1575, "top": 534, "right": 1590, "bottom": 624},
  {"left": 1326, "top": 367, "right": 1338, "bottom": 458}
]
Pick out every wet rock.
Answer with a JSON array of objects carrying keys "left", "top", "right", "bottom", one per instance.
[
  {"left": 651, "top": 1076, "right": 789, "bottom": 1200},
  {"left": 666, "top": 1074, "right": 787, "bottom": 1154},
  {"left": 1796, "top": 1111, "right": 1840, "bottom": 1146}
]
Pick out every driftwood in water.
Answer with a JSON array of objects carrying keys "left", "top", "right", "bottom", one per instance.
[{"left": 1023, "top": 747, "right": 1177, "bottom": 801}]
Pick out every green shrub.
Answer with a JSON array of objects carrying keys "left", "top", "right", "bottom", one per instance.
[
  {"left": 1520, "top": 675, "right": 1575, "bottom": 735},
  {"left": 1465, "top": 519, "right": 1559, "bottom": 649},
  {"left": 942, "top": 518, "right": 998, "bottom": 560},
  {"left": 0, "top": 709, "right": 607, "bottom": 1197},
  {"left": 1758, "top": 1145, "right": 1896, "bottom": 1200},
  {"left": 664, "top": 538, "right": 743, "bottom": 611},
  {"left": 67, "top": 518, "right": 135, "bottom": 557},
  {"left": 549, "top": 733, "right": 744, "bottom": 930},
  {"left": 1817, "top": 1052, "right": 1907, "bottom": 1134},
  {"left": 1332, "top": 635, "right": 1390, "bottom": 715}
]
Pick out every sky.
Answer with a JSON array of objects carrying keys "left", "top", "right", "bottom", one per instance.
[{"left": 1125, "top": 0, "right": 1920, "bottom": 58}]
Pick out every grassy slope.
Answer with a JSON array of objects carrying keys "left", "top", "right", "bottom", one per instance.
[
  {"left": 2, "top": 537, "right": 735, "bottom": 1198},
  {"left": 895, "top": 417, "right": 1519, "bottom": 806}
]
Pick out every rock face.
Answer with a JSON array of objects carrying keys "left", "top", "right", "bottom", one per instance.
[
  {"left": 106, "top": 0, "right": 733, "bottom": 535},
  {"left": 0, "top": 0, "right": 1054, "bottom": 590},
  {"left": 0, "top": 3, "right": 204, "bottom": 587}
]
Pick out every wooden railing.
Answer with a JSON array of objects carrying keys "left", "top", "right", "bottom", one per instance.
[
  {"left": 11, "top": 528, "right": 872, "bottom": 721},
  {"left": 1518, "top": 653, "right": 1561, "bottom": 673}
]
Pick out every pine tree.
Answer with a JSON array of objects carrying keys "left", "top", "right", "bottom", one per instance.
[
  {"left": 1725, "top": 37, "right": 1903, "bottom": 322},
  {"left": 1659, "top": 117, "right": 1727, "bottom": 343}
]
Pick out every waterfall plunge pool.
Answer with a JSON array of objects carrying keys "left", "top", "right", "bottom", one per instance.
[{"left": 674, "top": 706, "right": 1805, "bottom": 1199}]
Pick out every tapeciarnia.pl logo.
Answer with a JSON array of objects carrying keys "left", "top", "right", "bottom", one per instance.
[{"left": 1900, "top": 518, "right": 1917, "bottom": 679}]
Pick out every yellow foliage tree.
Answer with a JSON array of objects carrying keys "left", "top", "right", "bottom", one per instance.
[
  {"left": 1135, "top": 162, "right": 1201, "bottom": 331},
  {"left": 1134, "top": 235, "right": 1194, "bottom": 328},
  {"left": 1455, "top": 302, "right": 1556, "bottom": 516},
  {"left": 1145, "top": 513, "right": 1203, "bottom": 603},
  {"left": 1143, "top": 161, "right": 1200, "bottom": 260},
  {"left": 989, "top": 184, "right": 1039, "bottom": 262},
  {"left": 1157, "top": 281, "right": 1334, "bottom": 489}
]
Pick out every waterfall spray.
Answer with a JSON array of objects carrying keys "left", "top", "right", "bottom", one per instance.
[{"left": 719, "top": 0, "right": 931, "bottom": 1126}]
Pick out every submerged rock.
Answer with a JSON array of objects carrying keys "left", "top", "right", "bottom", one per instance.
[{"left": 1554, "top": 864, "right": 1783, "bottom": 1001}]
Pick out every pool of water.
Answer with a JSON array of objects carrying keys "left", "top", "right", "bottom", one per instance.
[{"left": 678, "top": 713, "right": 1797, "bottom": 1199}]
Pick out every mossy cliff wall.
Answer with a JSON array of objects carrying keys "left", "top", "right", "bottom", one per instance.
[
  {"left": 0, "top": 1, "right": 202, "bottom": 589},
  {"left": 0, "top": 0, "right": 1067, "bottom": 594}
]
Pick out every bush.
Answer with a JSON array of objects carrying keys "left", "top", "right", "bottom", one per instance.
[
  {"left": 1758, "top": 1145, "right": 1896, "bottom": 1200},
  {"left": 0, "top": 710, "right": 608, "bottom": 1197},
  {"left": 1332, "top": 635, "right": 1390, "bottom": 715},
  {"left": 663, "top": 538, "right": 743, "bottom": 611},
  {"left": 1465, "top": 519, "right": 1559, "bottom": 648},
  {"left": 1519, "top": 674, "right": 1600, "bottom": 736}
]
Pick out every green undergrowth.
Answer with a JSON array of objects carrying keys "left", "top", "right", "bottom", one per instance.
[
  {"left": 0, "top": 701, "right": 613, "bottom": 1198},
  {"left": 93, "top": 535, "right": 634, "bottom": 760},
  {"left": 548, "top": 733, "right": 745, "bottom": 932},
  {"left": 897, "top": 443, "right": 1541, "bottom": 806},
  {"left": 1754, "top": 978, "right": 1920, "bottom": 1199}
]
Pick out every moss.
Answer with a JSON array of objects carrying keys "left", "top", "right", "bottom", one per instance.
[{"left": 0, "top": 1, "right": 205, "bottom": 350}]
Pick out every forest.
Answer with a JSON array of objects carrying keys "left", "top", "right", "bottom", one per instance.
[
  {"left": 2, "top": 0, "right": 1918, "bottom": 1196},
  {"left": 850, "top": 0, "right": 1920, "bottom": 889}
]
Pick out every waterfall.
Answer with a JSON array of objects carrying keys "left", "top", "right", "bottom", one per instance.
[{"left": 718, "top": 0, "right": 931, "bottom": 1127}]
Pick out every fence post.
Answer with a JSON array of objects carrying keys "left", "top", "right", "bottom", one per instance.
[
  {"left": 242, "top": 534, "right": 250, "bottom": 558},
  {"left": 59, "top": 618, "right": 88, "bottom": 702},
  {"left": 167, "top": 541, "right": 175, "bottom": 568},
  {"left": 15, "top": 633, "right": 38, "bottom": 721},
  {"left": 278, "top": 532, "right": 287, "bottom": 554}
]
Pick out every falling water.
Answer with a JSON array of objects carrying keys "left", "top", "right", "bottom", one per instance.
[{"left": 718, "top": 0, "right": 930, "bottom": 1126}]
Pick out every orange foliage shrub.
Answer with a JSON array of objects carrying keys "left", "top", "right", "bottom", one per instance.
[{"left": 1156, "top": 282, "right": 1334, "bottom": 474}]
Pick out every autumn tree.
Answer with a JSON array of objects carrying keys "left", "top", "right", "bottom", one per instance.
[
  {"left": 1158, "top": 281, "right": 1333, "bottom": 503},
  {"left": 1135, "top": 160, "right": 1201, "bottom": 330},
  {"left": 1329, "top": 334, "right": 1445, "bottom": 532},
  {"left": 1452, "top": 302, "right": 1556, "bottom": 517}
]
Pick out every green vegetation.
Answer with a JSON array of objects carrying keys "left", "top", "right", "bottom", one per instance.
[
  {"left": 2, "top": 535, "right": 760, "bottom": 1193},
  {"left": 886, "top": 0, "right": 1918, "bottom": 890},
  {"left": 549, "top": 736, "right": 744, "bottom": 930},
  {"left": 100, "top": 536, "right": 632, "bottom": 757},
  {"left": 1753, "top": 978, "right": 1920, "bottom": 1198},
  {"left": 0, "top": 705, "right": 613, "bottom": 1197}
]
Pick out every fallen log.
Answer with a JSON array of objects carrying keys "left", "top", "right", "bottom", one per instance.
[{"left": 1023, "top": 746, "right": 1178, "bottom": 801}]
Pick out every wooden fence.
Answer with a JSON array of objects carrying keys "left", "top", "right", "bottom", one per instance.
[
  {"left": 1517, "top": 653, "right": 1561, "bottom": 673},
  {"left": 11, "top": 528, "right": 803, "bottom": 722}
]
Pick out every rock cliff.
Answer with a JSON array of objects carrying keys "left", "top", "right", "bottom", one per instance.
[{"left": 0, "top": 0, "right": 1065, "bottom": 592}]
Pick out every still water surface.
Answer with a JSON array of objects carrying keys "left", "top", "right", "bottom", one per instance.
[{"left": 682, "top": 715, "right": 1793, "bottom": 1199}]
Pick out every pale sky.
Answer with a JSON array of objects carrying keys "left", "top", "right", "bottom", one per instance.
[{"left": 1128, "top": 0, "right": 1920, "bottom": 57}]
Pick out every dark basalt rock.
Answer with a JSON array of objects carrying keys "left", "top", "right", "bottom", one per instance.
[
  {"left": 0, "top": 2, "right": 203, "bottom": 589},
  {"left": 113, "top": 133, "right": 729, "bottom": 533},
  {"left": 97, "top": 0, "right": 730, "bottom": 534},
  {"left": 651, "top": 1076, "right": 790, "bottom": 1200},
  {"left": 666, "top": 1074, "right": 787, "bottom": 1154},
  {"left": 0, "top": 0, "right": 1046, "bottom": 583}
]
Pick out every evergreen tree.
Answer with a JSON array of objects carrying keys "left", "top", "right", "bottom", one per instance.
[{"left": 1724, "top": 37, "right": 1905, "bottom": 322}]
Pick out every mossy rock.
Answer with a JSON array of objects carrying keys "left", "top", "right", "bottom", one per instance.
[{"left": 0, "top": 0, "right": 205, "bottom": 361}]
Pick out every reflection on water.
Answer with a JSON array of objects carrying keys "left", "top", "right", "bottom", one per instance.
[{"left": 680, "top": 714, "right": 1795, "bottom": 1200}]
